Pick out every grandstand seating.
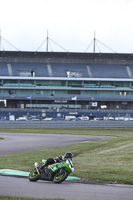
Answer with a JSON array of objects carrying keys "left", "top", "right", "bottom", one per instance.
[
  {"left": 0, "top": 62, "right": 9, "bottom": 76},
  {"left": 0, "top": 62, "right": 131, "bottom": 78},
  {"left": 51, "top": 63, "right": 89, "bottom": 77},
  {"left": 90, "top": 64, "right": 129, "bottom": 78},
  {"left": 93, "top": 94, "right": 132, "bottom": 100},
  {"left": 10, "top": 63, "right": 49, "bottom": 77}
]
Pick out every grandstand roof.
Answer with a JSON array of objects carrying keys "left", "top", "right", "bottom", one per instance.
[{"left": 0, "top": 51, "right": 133, "bottom": 65}]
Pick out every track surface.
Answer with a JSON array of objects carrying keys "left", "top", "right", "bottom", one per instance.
[
  {"left": 0, "top": 132, "right": 133, "bottom": 200},
  {"left": 0, "top": 132, "right": 112, "bottom": 155},
  {"left": 0, "top": 176, "right": 133, "bottom": 200}
]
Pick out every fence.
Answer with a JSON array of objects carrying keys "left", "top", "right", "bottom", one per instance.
[{"left": 0, "top": 120, "right": 133, "bottom": 128}]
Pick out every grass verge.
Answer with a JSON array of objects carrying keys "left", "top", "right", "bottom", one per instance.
[{"left": 0, "top": 128, "right": 133, "bottom": 185}]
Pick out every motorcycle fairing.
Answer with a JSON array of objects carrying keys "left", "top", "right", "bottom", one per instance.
[{"left": 48, "top": 161, "right": 72, "bottom": 173}]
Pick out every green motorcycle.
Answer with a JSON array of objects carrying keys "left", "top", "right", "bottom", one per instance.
[{"left": 29, "top": 159, "right": 74, "bottom": 183}]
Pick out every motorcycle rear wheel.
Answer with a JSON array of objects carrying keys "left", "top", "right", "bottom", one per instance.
[
  {"left": 29, "top": 169, "right": 40, "bottom": 182},
  {"left": 53, "top": 170, "right": 69, "bottom": 183}
]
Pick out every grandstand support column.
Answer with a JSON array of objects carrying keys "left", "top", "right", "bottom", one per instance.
[
  {"left": 47, "top": 64, "right": 53, "bottom": 77},
  {"left": 30, "top": 96, "right": 32, "bottom": 109},
  {"left": 7, "top": 64, "right": 13, "bottom": 76},
  {"left": 76, "top": 98, "right": 78, "bottom": 111},
  {"left": 126, "top": 65, "right": 132, "bottom": 78},
  {"left": 87, "top": 65, "right": 93, "bottom": 77}
]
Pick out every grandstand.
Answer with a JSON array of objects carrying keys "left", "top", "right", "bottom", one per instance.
[{"left": 0, "top": 50, "right": 133, "bottom": 119}]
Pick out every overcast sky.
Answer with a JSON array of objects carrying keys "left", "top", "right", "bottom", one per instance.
[{"left": 0, "top": 0, "right": 133, "bottom": 53}]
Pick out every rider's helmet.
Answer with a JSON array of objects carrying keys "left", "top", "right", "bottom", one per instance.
[{"left": 64, "top": 152, "right": 73, "bottom": 160}]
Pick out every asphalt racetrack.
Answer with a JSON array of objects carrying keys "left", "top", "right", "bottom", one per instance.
[
  {"left": 0, "top": 133, "right": 112, "bottom": 155},
  {"left": 0, "top": 132, "right": 133, "bottom": 200}
]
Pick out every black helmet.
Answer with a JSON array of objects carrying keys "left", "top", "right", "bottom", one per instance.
[{"left": 65, "top": 152, "right": 72, "bottom": 159}]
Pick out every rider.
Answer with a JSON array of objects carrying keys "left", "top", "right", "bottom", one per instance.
[{"left": 40, "top": 152, "right": 74, "bottom": 172}]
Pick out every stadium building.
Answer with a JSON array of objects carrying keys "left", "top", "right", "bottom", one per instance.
[{"left": 0, "top": 50, "right": 133, "bottom": 119}]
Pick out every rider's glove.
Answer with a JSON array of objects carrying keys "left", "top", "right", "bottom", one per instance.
[{"left": 54, "top": 157, "right": 59, "bottom": 162}]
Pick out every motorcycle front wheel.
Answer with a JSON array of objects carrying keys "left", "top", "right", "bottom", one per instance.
[
  {"left": 53, "top": 170, "right": 69, "bottom": 183},
  {"left": 29, "top": 169, "right": 40, "bottom": 182}
]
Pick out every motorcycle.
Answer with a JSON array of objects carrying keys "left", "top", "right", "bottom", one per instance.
[{"left": 29, "top": 159, "right": 73, "bottom": 183}]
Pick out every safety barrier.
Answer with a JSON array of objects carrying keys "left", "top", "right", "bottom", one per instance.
[{"left": 0, "top": 120, "right": 133, "bottom": 128}]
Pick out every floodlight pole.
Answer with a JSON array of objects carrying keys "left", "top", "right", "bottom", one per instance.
[
  {"left": 93, "top": 31, "right": 96, "bottom": 53},
  {"left": 46, "top": 30, "right": 49, "bottom": 52}
]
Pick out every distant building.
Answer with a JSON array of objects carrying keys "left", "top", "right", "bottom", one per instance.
[{"left": 0, "top": 50, "right": 133, "bottom": 113}]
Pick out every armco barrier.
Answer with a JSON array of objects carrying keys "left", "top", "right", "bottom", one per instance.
[{"left": 0, "top": 120, "right": 133, "bottom": 128}]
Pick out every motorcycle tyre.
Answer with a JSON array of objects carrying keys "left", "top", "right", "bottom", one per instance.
[
  {"left": 53, "top": 170, "right": 69, "bottom": 183},
  {"left": 29, "top": 169, "right": 40, "bottom": 182}
]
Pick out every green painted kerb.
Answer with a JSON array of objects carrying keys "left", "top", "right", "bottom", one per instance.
[
  {"left": 0, "top": 169, "right": 80, "bottom": 180},
  {"left": 0, "top": 169, "right": 29, "bottom": 176},
  {"left": 66, "top": 176, "right": 80, "bottom": 180}
]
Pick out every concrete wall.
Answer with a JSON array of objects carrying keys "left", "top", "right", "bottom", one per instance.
[{"left": 0, "top": 120, "right": 133, "bottom": 128}]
